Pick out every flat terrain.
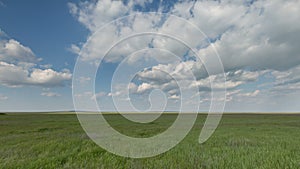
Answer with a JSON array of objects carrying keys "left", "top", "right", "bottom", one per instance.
[{"left": 1, "top": 113, "right": 300, "bottom": 169}]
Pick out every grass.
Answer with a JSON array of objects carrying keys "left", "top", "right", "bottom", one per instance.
[{"left": 1, "top": 113, "right": 300, "bottom": 168}]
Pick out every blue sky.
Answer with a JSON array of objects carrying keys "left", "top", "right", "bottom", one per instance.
[
  {"left": 0, "top": 0, "right": 85, "bottom": 111},
  {"left": 0, "top": 0, "right": 87, "bottom": 69},
  {"left": 0, "top": 0, "right": 299, "bottom": 112}
]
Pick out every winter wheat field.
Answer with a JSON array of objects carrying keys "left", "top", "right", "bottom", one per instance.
[{"left": 1, "top": 113, "right": 300, "bottom": 169}]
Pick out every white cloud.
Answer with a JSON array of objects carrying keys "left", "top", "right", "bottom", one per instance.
[
  {"left": 0, "top": 31, "right": 72, "bottom": 88},
  {"left": 0, "top": 62, "right": 71, "bottom": 87},
  {"left": 0, "top": 39, "right": 40, "bottom": 63},
  {"left": 137, "top": 66, "right": 173, "bottom": 85},
  {"left": 272, "top": 66, "right": 300, "bottom": 87},
  {"left": 70, "top": 0, "right": 300, "bottom": 111},
  {"left": 191, "top": 69, "right": 262, "bottom": 91},
  {"left": 41, "top": 92, "right": 61, "bottom": 97},
  {"left": 245, "top": 90, "right": 260, "bottom": 97},
  {"left": 71, "top": 0, "right": 300, "bottom": 71},
  {"left": 91, "top": 92, "right": 107, "bottom": 100},
  {"left": 168, "top": 94, "right": 179, "bottom": 100},
  {"left": 68, "top": 44, "right": 81, "bottom": 55},
  {"left": 68, "top": 0, "right": 131, "bottom": 31},
  {"left": 268, "top": 65, "right": 300, "bottom": 95},
  {"left": 135, "top": 61, "right": 261, "bottom": 92},
  {"left": 128, "top": 82, "right": 138, "bottom": 92},
  {"left": 194, "top": 0, "right": 300, "bottom": 72},
  {"left": 172, "top": 1, "right": 247, "bottom": 39},
  {"left": 236, "top": 90, "right": 260, "bottom": 97},
  {"left": 111, "top": 61, "right": 261, "bottom": 103},
  {"left": 137, "top": 83, "right": 153, "bottom": 93},
  {"left": 29, "top": 69, "right": 71, "bottom": 86}
]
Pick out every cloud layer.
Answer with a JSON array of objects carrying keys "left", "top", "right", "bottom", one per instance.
[
  {"left": 0, "top": 30, "right": 72, "bottom": 88},
  {"left": 70, "top": 0, "right": 300, "bottom": 111}
]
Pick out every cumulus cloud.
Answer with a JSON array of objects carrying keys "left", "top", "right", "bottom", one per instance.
[
  {"left": 30, "top": 69, "right": 71, "bottom": 86},
  {"left": 168, "top": 94, "right": 179, "bottom": 100},
  {"left": 70, "top": 0, "right": 300, "bottom": 111},
  {"left": 68, "top": 44, "right": 80, "bottom": 55},
  {"left": 229, "top": 89, "right": 260, "bottom": 98},
  {"left": 71, "top": 0, "right": 300, "bottom": 69},
  {"left": 41, "top": 92, "right": 61, "bottom": 97},
  {"left": 0, "top": 62, "right": 71, "bottom": 87},
  {"left": 0, "top": 31, "right": 72, "bottom": 88},
  {"left": 268, "top": 65, "right": 300, "bottom": 94},
  {"left": 71, "top": 0, "right": 300, "bottom": 73},
  {"left": 193, "top": 0, "right": 300, "bottom": 72},
  {"left": 136, "top": 83, "right": 153, "bottom": 93},
  {"left": 0, "top": 39, "right": 40, "bottom": 63},
  {"left": 272, "top": 65, "right": 300, "bottom": 87},
  {"left": 243, "top": 90, "right": 260, "bottom": 97},
  {"left": 68, "top": 0, "right": 130, "bottom": 31},
  {"left": 134, "top": 62, "right": 262, "bottom": 93}
]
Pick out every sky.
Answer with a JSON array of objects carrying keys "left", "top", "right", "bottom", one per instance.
[{"left": 0, "top": 0, "right": 299, "bottom": 112}]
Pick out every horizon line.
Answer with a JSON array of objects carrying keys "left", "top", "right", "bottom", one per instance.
[{"left": 1, "top": 110, "right": 300, "bottom": 114}]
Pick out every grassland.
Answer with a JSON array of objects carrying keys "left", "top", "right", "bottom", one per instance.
[{"left": 1, "top": 113, "right": 300, "bottom": 169}]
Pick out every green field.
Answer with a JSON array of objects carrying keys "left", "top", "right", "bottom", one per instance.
[{"left": 1, "top": 113, "right": 300, "bottom": 169}]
